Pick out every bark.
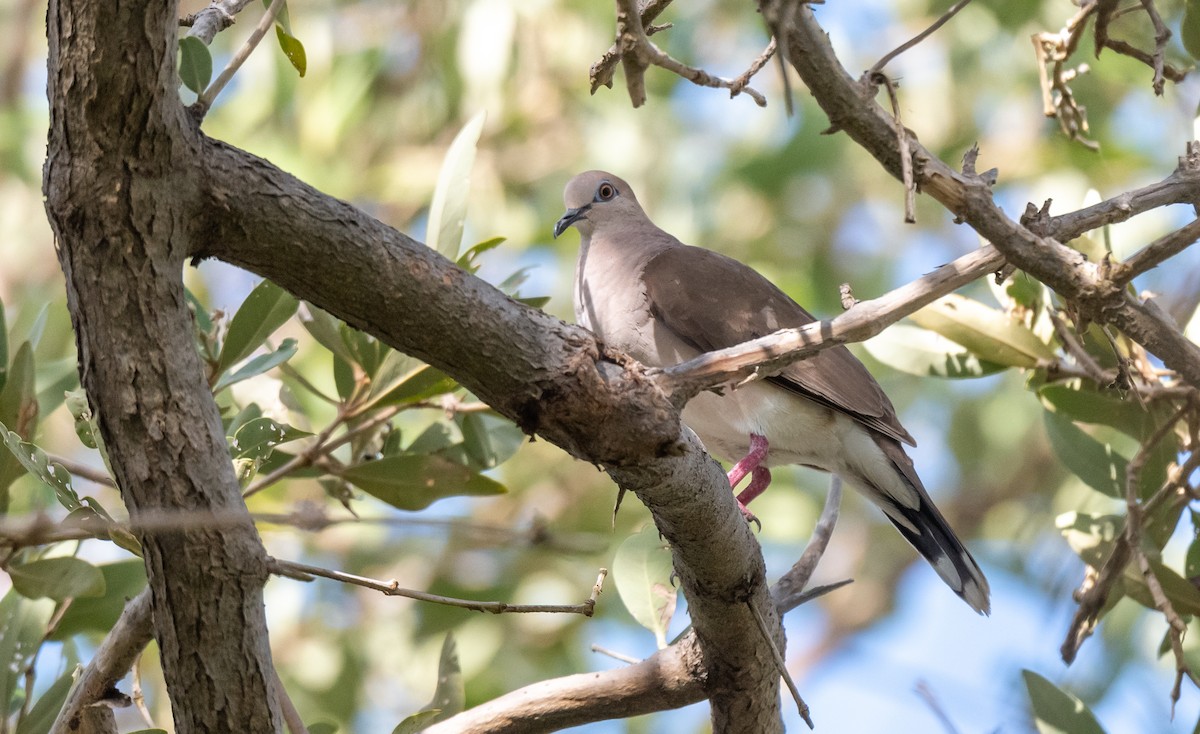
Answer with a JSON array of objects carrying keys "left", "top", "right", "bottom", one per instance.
[{"left": 43, "top": 0, "right": 280, "bottom": 731}]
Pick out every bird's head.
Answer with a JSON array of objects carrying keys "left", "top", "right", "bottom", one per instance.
[{"left": 553, "top": 170, "right": 641, "bottom": 239}]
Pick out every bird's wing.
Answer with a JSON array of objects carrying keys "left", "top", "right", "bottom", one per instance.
[{"left": 641, "top": 245, "right": 915, "bottom": 446}]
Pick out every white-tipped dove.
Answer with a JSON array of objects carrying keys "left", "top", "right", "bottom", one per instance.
[{"left": 554, "top": 170, "right": 990, "bottom": 614}]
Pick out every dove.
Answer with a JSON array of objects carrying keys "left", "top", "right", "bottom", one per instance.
[{"left": 554, "top": 170, "right": 990, "bottom": 614}]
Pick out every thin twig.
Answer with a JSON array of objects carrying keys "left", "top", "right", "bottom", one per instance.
[
  {"left": 868, "top": 73, "right": 916, "bottom": 223},
  {"left": 1111, "top": 219, "right": 1200, "bottom": 285},
  {"left": 590, "top": 645, "right": 641, "bottom": 664},
  {"left": 772, "top": 476, "right": 842, "bottom": 612},
  {"left": 274, "top": 669, "right": 310, "bottom": 734},
  {"left": 1138, "top": 0, "right": 1172, "bottom": 95},
  {"left": 746, "top": 600, "right": 812, "bottom": 728},
  {"left": 867, "top": 0, "right": 975, "bottom": 77},
  {"left": 44, "top": 453, "right": 116, "bottom": 488},
  {"left": 194, "top": 0, "right": 286, "bottom": 115},
  {"left": 270, "top": 557, "right": 608, "bottom": 615}
]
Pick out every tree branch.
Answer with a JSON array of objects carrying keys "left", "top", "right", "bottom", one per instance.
[
  {"left": 768, "top": 3, "right": 1200, "bottom": 390},
  {"left": 50, "top": 590, "right": 154, "bottom": 734}
]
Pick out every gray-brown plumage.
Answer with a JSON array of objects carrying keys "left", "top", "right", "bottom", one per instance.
[{"left": 554, "top": 170, "right": 990, "bottom": 614}]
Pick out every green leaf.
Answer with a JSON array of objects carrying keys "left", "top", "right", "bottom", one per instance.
[
  {"left": 1184, "top": 0, "right": 1200, "bottom": 59},
  {"left": 0, "top": 299, "right": 8, "bottom": 394},
  {"left": 341, "top": 327, "right": 387, "bottom": 379},
  {"left": 10, "top": 557, "right": 106, "bottom": 601},
  {"left": 363, "top": 361, "right": 457, "bottom": 412},
  {"left": 231, "top": 417, "right": 311, "bottom": 461},
  {"left": 516, "top": 295, "right": 550, "bottom": 309},
  {"left": 0, "top": 341, "right": 37, "bottom": 497},
  {"left": 0, "top": 590, "right": 55, "bottom": 719},
  {"left": 215, "top": 337, "right": 299, "bottom": 390},
  {"left": 864, "top": 323, "right": 1007, "bottom": 379},
  {"left": 1022, "top": 670, "right": 1107, "bottom": 734},
  {"left": 65, "top": 388, "right": 97, "bottom": 449},
  {"left": 307, "top": 725, "right": 339, "bottom": 734},
  {"left": 612, "top": 525, "right": 677, "bottom": 648},
  {"left": 427, "top": 111, "right": 487, "bottom": 259},
  {"left": 456, "top": 236, "right": 506, "bottom": 272},
  {"left": 217, "top": 280, "right": 299, "bottom": 375},
  {"left": 185, "top": 288, "right": 214, "bottom": 336},
  {"left": 274, "top": 26, "right": 307, "bottom": 77},
  {"left": 1042, "top": 412, "right": 1126, "bottom": 499},
  {"left": 1056, "top": 512, "right": 1122, "bottom": 568},
  {"left": 333, "top": 353, "right": 357, "bottom": 401},
  {"left": 392, "top": 710, "right": 440, "bottom": 734},
  {"left": 178, "top": 36, "right": 212, "bottom": 94},
  {"left": 1038, "top": 382, "right": 1161, "bottom": 440},
  {"left": 421, "top": 633, "right": 464, "bottom": 724},
  {"left": 339, "top": 454, "right": 506, "bottom": 511},
  {"left": 14, "top": 669, "right": 73, "bottom": 734},
  {"left": 52, "top": 560, "right": 148, "bottom": 639},
  {"left": 405, "top": 423, "right": 455, "bottom": 455},
  {"left": 300, "top": 306, "right": 354, "bottom": 363},
  {"left": 909, "top": 294, "right": 1055, "bottom": 368},
  {"left": 0, "top": 423, "right": 81, "bottom": 511}
]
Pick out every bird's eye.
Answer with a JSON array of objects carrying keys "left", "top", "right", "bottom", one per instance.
[{"left": 596, "top": 183, "right": 617, "bottom": 202}]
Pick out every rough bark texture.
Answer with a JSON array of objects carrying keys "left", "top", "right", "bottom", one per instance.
[{"left": 43, "top": 0, "right": 280, "bottom": 731}]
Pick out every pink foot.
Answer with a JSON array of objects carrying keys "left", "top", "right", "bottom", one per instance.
[{"left": 726, "top": 434, "right": 770, "bottom": 528}]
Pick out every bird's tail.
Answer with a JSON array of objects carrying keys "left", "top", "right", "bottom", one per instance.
[{"left": 863, "top": 438, "right": 991, "bottom": 615}]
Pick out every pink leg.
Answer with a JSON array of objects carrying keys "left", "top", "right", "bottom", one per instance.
[
  {"left": 726, "top": 434, "right": 771, "bottom": 526},
  {"left": 727, "top": 433, "right": 770, "bottom": 489}
]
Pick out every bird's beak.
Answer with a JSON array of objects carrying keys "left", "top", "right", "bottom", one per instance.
[{"left": 553, "top": 205, "right": 590, "bottom": 239}]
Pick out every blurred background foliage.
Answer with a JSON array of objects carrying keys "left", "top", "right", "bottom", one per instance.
[{"left": 3, "top": 0, "right": 1200, "bottom": 731}]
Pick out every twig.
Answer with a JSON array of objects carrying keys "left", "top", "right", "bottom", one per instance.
[
  {"left": 1138, "top": 0, "right": 1172, "bottom": 95},
  {"left": 590, "top": 645, "right": 641, "bottom": 664},
  {"left": 658, "top": 245, "right": 1005, "bottom": 403},
  {"left": 269, "top": 557, "right": 608, "bottom": 615},
  {"left": 747, "top": 600, "right": 812, "bottom": 729},
  {"left": 274, "top": 669, "right": 310, "bottom": 734},
  {"left": 772, "top": 476, "right": 842, "bottom": 612},
  {"left": 914, "top": 680, "right": 963, "bottom": 734},
  {"left": 867, "top": 0, "right": 975, "bottom": 77},
  {"left": 1111, "top": 219, "right": 1200, "bottom": 286},
  {"left": 194, "top": 0, "right": 286, "bottom": 115},
  {"left": 45, "top": 453, "right": 116, "bottom": 488},
  {"left": 184, "top": 0, "right": 254, "bottom": 44},
  {"left": 595, "top": 0, "right": 766, "bottom": 107},
  {"left": 867, "top": 72, "right": 916, "bottom": 223},
  {"left": 49, "top": 590, "right": 154, "bottom": 734}
]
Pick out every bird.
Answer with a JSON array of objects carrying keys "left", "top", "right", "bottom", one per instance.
[{"left": 553, "top": 170, "right": 990, "bottom": 615}]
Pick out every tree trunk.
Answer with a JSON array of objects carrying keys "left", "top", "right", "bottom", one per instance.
[{"left": 43, "top": 0, "right": 280, "bottom": 730}]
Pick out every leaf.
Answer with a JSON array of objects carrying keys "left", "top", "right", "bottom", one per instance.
[
  {"left": 65, "top": 388, "right": 98, "bottom": 449},
  {"left": 909, "top": 294, "right": 1055, "bottom": 368},
  {"left": 422, "top": 633, "right": 464, "bottom": 724},
  {"left": 0, "top": 590, "right": 55, "bottom": 719},
  {"left": 0, "top": 299, "right": 7, "bottom": 394},
  {"left": 1057, "top": 512, "right": 1122, "bottom": 568},
  {"left": 307, "top": 725, "right": 339, "bottom": 734},
  {"left": 52, "top": 560, "right": 148, "bottom": 639},
  {"left": 274, "top": 25, "right": 307, "bottom": 77},
  {"left": 1042, "top": 411, "right": 1126, "bottom": 499},
  {"left": 1038, "top": 382, "right": 1160, "bottom": 440},
  {"left": 456, "top": 236, "right": 506, "bottom": 272},
  {"left": 231, "top": 417, "right": 311, "bottom": 461},
  {"left": 0, "top": 422, "right": 81, "bottom": 511},
  {"left": 178, "top": 36, "right": 212, "bottom": 94},
  {"left": 14, "top": 669, "right": 73, "bottom": 734},
  {"left": 516, "top": 295, "right": 550, "bottom": 309},
  {"left": 215, "top": 338, "right": 299, "bottom": 390},
  {"left": 1022, "top": 670, "right": 1107, "bottom": 734},
  {"left": 392, "top": 710, "right": 440, "bottom": 734},
  {"left": 1184, "top": 0, "right": 1200, "bottom": 60},
  {"left": 426, "top": 111, "right": 487, "bottom": 259},
  {"left": 338, "top": 454, "right": 506, "bottom": 511},
  {"left": 10, "top": 557, "right": 106, "bottom": 601},
  {"left": 363, "top": 362, "right": 457, "bottom": 412},
  {"left": 216, "top": 279, "right": 299, "bottom": 375},
  {"left": 0, "top": 341, "right": 37, "bottom": 497},
  {"left": 613, "top": 525, "right": 677, "bottom": 648},
  {"left": 300, "top": 305, "right": 354, "bottom": 363},
  {"left": 864, "top": 323, "right": 1008, "bottom": 379},
  {"left": 405, "top": 423, "right": 455, "bottom": 455}
]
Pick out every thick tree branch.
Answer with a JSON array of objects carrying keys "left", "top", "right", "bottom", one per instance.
[{"left": 196, "top": 140, "right": 785, "bottom": 731}]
